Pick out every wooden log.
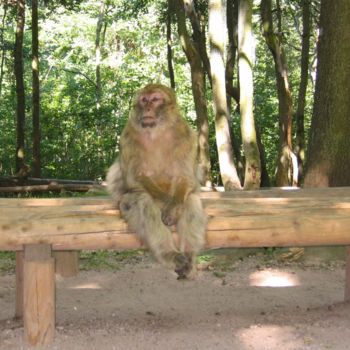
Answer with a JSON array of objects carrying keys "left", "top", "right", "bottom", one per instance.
[
  {"left": 0, "top": 183, "right": 103, "bottom": 193},
  {"left": 23, "top": 244, "right": 55, "bottom": 346},
  {"left": 15, "top": 251, "right": 24, "bottom": 319},
  {"left": 201, "top": 187, "right": 350, "bottom": 198},
  {"left": 1, "top": 191, "right": 350, "bottom": 250},
  {"left": 0, "top": 176, "right": 99, "bottom": 186},
  {"left": 53, "top": 251, "right": 79, "bottom": 277},
  {"left": 345, "top": 246, "right": 350, "bottom": 302}
]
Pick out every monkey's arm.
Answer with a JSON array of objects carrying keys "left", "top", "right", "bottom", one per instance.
[
  {"left": 136, "top": 175, "right": 172, "bottom": 202},
  {"left": 172, "top": 177, "right": 196, "bottom": 204},
  {"left": 132, "top": 171, "right": 196, "bottom": 227},
  {"left": 160, "top": 126, "right": 199, "bottom": 225},
  {"left": 161, "top": 177, "right": 197, "bottom": 226}
]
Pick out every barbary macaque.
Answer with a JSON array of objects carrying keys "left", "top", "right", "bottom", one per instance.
[{"left": 107, "top": 84, "right": 207, "bottom": 279}]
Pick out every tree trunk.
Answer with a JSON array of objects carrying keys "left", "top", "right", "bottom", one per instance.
[
  {"left": 174, "top": 0, "right": 212, "bottom": 187},
  {"left": 32, "top": 0, "right": 41, "bottom": 178},
  {"left": 260, "top": 0, "right": 297, "bottom": 187},
  {"left": 225, "top": 0, "right": 239, "bottom": 105},
  {"left": 295, "top": 0, "right": 311, "bottom": 184},
  {"left": 95, "top": 0, "right": 105, "bottom": 110},
  {"left": 209, "top": 0, "right": 241, "bottom": 190},
  {"left": 14, "top": 0, "right": 26, "bottom": 173},
  {"left": 166, "top": 1, "right": 175, "bottom": 89},
  {"left": 256, "top": 127, "right": 270, "bottom": 187},
  {"left": 304, "top": 0, "right": 350, "bottom": 187},
  {"left": 225, "top": 0, "right": 243, "bottom": 180},
  {"left": 238, "top": 0, "right": 261, "bottom": 190},
  {"left": 0, "top": 3, "right": 8, "bottom": 98},
  {"left": 183, "top": 0, "right": 212, "bottom": 86}
]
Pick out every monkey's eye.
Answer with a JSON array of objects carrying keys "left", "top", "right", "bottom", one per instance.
[{"left": 141, "top": 96, "right": 149, "bottom": 104}]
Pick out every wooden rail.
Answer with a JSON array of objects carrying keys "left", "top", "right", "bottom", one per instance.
[{"left": 1, "top": 187, "right": 350, "bottom": 346}]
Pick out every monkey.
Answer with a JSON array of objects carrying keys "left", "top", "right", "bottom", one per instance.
[{"left": 107, "top": 83, "right": 207, "bottom": 279}]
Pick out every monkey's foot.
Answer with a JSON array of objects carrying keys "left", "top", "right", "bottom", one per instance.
[{"left": 174, "top": 254, "right": 195, "bottom": 280}]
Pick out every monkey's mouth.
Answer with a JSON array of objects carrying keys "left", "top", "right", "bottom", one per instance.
[{"left": 141, "top": 116, "right": 157, "bottom": 128}]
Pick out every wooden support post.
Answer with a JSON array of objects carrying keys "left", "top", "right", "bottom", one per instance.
[
  {"left": 345, "top": 246, "right": 350, "bottom": 302},
  {"left": 23, "top": 244, "right": 55, "bottom": 346},
  {"left": 53, "top": 251, "right": 79, "bottom": 277},
  {"left": 15, "top": 251, "right": 24, "bottom": 319}
]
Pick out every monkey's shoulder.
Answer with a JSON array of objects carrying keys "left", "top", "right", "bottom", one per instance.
[{"left": 171, "top": 119, "right": 196, "bottom": 141}]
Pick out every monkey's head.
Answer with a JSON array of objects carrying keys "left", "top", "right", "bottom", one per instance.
[{"left": 130, "top": 84, "right": 179, "bottom": 129}]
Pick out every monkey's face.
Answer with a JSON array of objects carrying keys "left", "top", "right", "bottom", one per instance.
[{"left": 136, "top": 90, "right": 168, "bottom": 128}]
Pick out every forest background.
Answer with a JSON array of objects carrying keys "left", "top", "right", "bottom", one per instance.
[{"left": 0, "top": 0, "right": 349, "bottom": 191}]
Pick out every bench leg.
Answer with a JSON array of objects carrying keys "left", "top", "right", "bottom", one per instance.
[
  {"left": 345, "top": 246, "right": 350, "bottom": 302},
  {"left": 53, "top": 251, "right": 79, "bottom": 277},
  {"left": 23, "top": 244, "right": 55, "bottom": 346},
  {"left": 15, "top": 251, "right": 24, "bottom": 318}
]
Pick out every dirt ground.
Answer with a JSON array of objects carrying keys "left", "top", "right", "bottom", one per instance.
[{"left": 0, "top": 248, "right": 350, "bottom": 350}]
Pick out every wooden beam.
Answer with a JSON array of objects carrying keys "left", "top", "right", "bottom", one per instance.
[
  {"left": 345, "top": 246, "right": 350, "bottom": 302},
  {"left": 15, "top": 251, "right": 24, "bottom": 318},
  {"left": 201, "top": 187, "right": 350, "bottom": 198},
  {"left": 0, "top": 183, "right": 101, "bottom": 193},
  {"left": 1, "top": 190, "right": 350, "bottom": 250},
  {"left": 53, "top": 251, "right": 79, "bottom": 277},
  {"left": 23, "top": 244, "right": 55, "bottom": 346}
]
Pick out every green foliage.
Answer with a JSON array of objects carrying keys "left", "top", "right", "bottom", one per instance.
[
  {"left": 0, "top": 0, "right": 317, "bottom": 184},
  {"left": 79, "top": 249, "right": 148, "bottom": 270},
  {"left": 0, "top": 252, "right": 15, "bottom": 273},
  {"left": 0, "top": 250, "right": 147, "bottom": 274}
]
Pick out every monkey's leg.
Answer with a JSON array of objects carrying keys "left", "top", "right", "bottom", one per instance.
[
  {"left": 176, "top": 193, "right": 207, "bottom": 279},
  {"left": 119, "top": 192, "right": 180, "bottom": 267}
]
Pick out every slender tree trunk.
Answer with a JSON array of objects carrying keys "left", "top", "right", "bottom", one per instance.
[
  {"left": 0, "top": 3, "right": 8, "bottom": 98},
  {"left": 14, "top": 0, "right": 26, "bottom": 173},
  {"left": 260, "top": 0, "right": 297, "bottom": 187},
  {"left": 225, "top": 0, "right": 243, "bottom": 180},
  {"left": 183, "top": 0, "right": 212, "bottom": 86},
  {"left": 256, "top": 127, "right": 270, "bottom": 187},
  {"left": 209, "top": 0, "right": 241, "bottom": 190},
  {"left": 304, "top": 0, "right": 350, "bottom": 187},
  {"left": 225, "top": 0, "right": 239, "bottom": 105},
  {"left": 94, "top": 1, "right": 106, "bottom": 173},
  {"left": 174, "top": 0, "right": 212, "bottom": 187},
  {"left": 95, "top": 0, "right": 105, "bottom": 110},
  {"left": 238, "top": 0, "right": 261, "bottom": 189},
  {"left": 295, "top": 0, "right": 311, "bottom": 184},
  {"left": 32, "top": 0, "right": 41, "bottom": 177},
  {"left": 166, "top": 2, "right": 175, "bottom": 89}
]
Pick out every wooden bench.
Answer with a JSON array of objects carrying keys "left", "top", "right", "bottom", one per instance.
[{"left": 1, "top": 187, "right": 350, "bottom": 346}]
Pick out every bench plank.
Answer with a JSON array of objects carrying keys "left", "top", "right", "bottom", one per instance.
[{"left": 1, "top": 190, "right": 350, "bottom": 250}]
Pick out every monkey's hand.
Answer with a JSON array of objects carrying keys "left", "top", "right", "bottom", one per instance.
[{"left": 161, "top": 202, "right": 183, "bottom": 226}]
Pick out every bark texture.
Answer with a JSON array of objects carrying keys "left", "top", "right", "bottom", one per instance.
[{"left": 304, "top": 0, "right": 350, "bottom": 187}]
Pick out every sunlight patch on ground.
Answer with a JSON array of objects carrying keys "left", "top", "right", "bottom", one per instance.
[
  {"left": 249, "top": 269, "right": 300, "bottom": 287},
  {"left": 68, "top": 282, "right": 102, "bottom": 290},
  {"left": 237, "top": 325, "right": 305, "bottom": 350}
]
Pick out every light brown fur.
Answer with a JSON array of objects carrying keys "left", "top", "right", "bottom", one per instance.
[{"left": 107, "top": 84, "right": 207, "bottom": 279}]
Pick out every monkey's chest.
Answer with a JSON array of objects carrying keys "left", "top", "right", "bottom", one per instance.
[
  {"left": 139, "top": 157, "right": 176, "bottom": 180},
  {"left": 134, "top": 133, "right": 182, "bottom": 188},
  {"left": 137, "top": 152, "right": 179, "bottom": 192},
  {"left": 138, "top": 140, "right": 177, "bottom": 170}
]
